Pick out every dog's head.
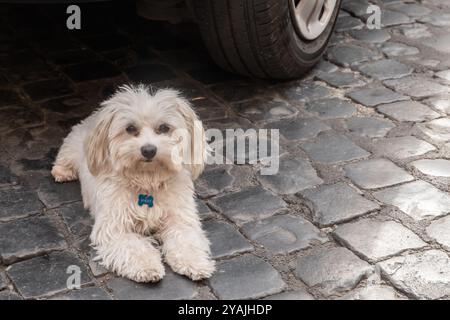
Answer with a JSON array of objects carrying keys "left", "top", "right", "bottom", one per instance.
[{"left": 85, "top": 85, "right": 206, "bottom": 183}]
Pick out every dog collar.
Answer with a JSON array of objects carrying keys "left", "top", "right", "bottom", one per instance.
[{"left": 138, "top": 194, "right": 154, "bottom": 208}]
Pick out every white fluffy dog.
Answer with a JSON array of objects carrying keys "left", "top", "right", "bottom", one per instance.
[{"left": 51, "top": 85, "right": 215, "bottom": 283}]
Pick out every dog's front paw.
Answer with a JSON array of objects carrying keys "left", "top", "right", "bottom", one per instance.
[
  {"left": 166, "top": 252, "right": 215, "bottom": 281},
  {"left": 131, "top": 264, "right": 165, "bottom": 283},
  {"left": 122, "top": 257, "right": 166, "bottom": 283},
  {"left": 51, "top": 165, "right": 77, "bottom": 183}
]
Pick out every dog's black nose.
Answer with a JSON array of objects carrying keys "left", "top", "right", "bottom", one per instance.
[{"left": 141, "top": 144, "right": 157, "bottom": 160}]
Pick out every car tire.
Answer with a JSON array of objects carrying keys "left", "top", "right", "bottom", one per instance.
[{"left": 189, "top": 0, "right": 342, "bottom": 79}]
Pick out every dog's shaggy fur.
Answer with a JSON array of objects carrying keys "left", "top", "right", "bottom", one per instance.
[{"left": 52, "top": 85, "right": 215, "bottom": 282}]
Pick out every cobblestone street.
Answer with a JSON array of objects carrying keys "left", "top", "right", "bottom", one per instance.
[{"left": 1, "top": 0, "right": 450, "bottom": 300}]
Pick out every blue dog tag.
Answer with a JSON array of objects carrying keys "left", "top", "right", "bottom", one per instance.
[{"left": 138, "top": 194, "right": 154, "bottom": 208}]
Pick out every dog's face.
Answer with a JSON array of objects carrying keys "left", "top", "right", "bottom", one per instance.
[{"left": 85, "top": 85, "right": 205, "bottom": 183}]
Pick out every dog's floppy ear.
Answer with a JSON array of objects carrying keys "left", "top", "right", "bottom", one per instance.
[
  {"left": 85, "top": 106, "right": 116, "bottom": 176},
  {"left": 176, "top": 97, "right": 206, "bottom": 180}
]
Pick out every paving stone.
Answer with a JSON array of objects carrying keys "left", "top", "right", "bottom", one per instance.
[
  {"left": 0, "top": 272, "right": 7, "bottom": 290},
  {"left": 381, "top": 10, "right": 413, "bottom": 27},
  {"left": 264, "top": 289, "right": 314, "bottom": 300},
  {"left": 377, "top": 101, "right": 440, "bottom": 122},
  {"left": 241, "top": 214, "right": 327, "bottom": 254},
  {"left": 333, "top": 219, "right": 426, "bottom": 261},
  {"left": 59, "top": 202, "right": 92, "bottom": 243},
  {"left": 357, "top": 59, "right": 413, "bottom": 80},
  {"left": 335, "top": 16, "right": 364, "bottom": 32},
  {"left": 302, "top": 182, "right": 379, "bottom": 226},
  {"left": 425, "top": 96, "right": 450, "bottom": 114},
  {"left": 0, "top": 291, "right": 22, "bottom": 300},
  {"left": 397, "top": 23, "right": 432, "bottom": 38},
  {"left": 417, "top": 118, "right": 450, "bottom": 143},
  {"left": 306, "top": 98, "right": 356, "bottom": 119},
  {"left": 327, "top": 44, "right": 380, "bottom": 67},
  {"left": 426, "top": 215, "right": 450, "bottom": 251},
  {"left": 349, "top": 29, "right": 391, "bottom": 43},
  {"left": 209, "top": 254, "right": 285, "bottom": 300},
  {"left": 374, "top": 180, "right": 450, "bottom": 220},
  {"left": 268, "top": 117, "right": 329, "bottom": 141},
  {"left": 374, "top": 136, "right": 436, "bottom": 159},
  {"left": 195, "top": 167, "right": 234, "bottom": 198},
  {"left": 257, "top": 155, "right": 322, "bottom": 195},
  {"left": 345, "top": 158, "right": 414, "bottom": 189},
  {"left": 435, "top": 70, "right": 450, "bottom": 82},
  {"left": 7, "top": 251, "right": 91, "bottom": 299},
  {"left": 342, "top": 0, "right": 371, "bottom": 17},
  {"left": 23, "top": 78, "right": 74, "bottom": 101},
  {"left": 384, "top": 77, "right": 449, "bottom": 98},
  {"left": 340, "top": 285, "right": 403, "bottom": 300},
  {"left": 126, "top": 63, "right": 177, "bottom": 84},
  {"left": 204, "top": 220, "right": 253, "bottom": 259},
  {"left": 88, "top": 250, "right": 109, "bottom": 277},
  {"left": 378, "top": 250, "right": 450, "bottom": 299},
  {"left": 64, "top": 61, "right": 121, "bottom": 82},
  {"left": 313, "top": 60, "right": 338, "bottom": 73},
  {"left": 381, "top": 42, "right": 420, "bottom": 58},
  {"left": 295, "top": 247, "right": 372, "bottom": 295},
  {"left": 315, "top": 70, "right": 364, "bottom": 88},
  {"left": 280, "top": 81, "right": 332, "bottom": 103},
  {"left": 0, "top": 187, "right": 43, "bottom": 222},
  {"left": 51, "top": 287, "right": 111, "bottom": 300},
  {"left": 0, "top": 216, "right": 67, "bottom": 264},
  {"left": 37, "top": 177, "right": 82, "bottom": 208},
  {"left": 423, "top": 34, "right": 450, "bottom": 53},
  {"left": 345, "top": 117, "right": 395, "bottom": 138},
  {"left": 302, "top": 132, "right": 370, "bottom": 165},
  {"left": 419, "top": 12, "right": 450, "bottom": 27},
  {"left": 411, "top": 159, "right": 450, "bottom": 177},
  {"left": 388, "top": 3, "right": 432, "bottom": 17},
  {"left": 107, "top": 269, "right": 198, "bottom": 300},
  {"left": 196, "top": 199, "right": 214, "bottom": 220},
  {"left": 347, "top": 86, "right": 408, "bottom": 107},
  {"left": 233, "top": 98, "right": 297, "bottom": 122},
  {"left": 210, "top": 186, "right": 286, "bottom": 225}
]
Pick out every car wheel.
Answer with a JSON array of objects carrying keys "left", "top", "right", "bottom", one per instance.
[{"left": 189, "top": 0, "right": 341, "bottom": 79}]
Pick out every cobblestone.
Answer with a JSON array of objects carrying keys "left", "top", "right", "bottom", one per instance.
[
  {"left": 374, "top": 136, "right": 436, "bottom": 159},
  {"left": 302, "top": 183, "right": 379, "bottom": 226},
  {"left": 0, "top": 216, "right": 66, "bottom": 264},
  {"left": 7, "top": 252, "right": 91, "bottom": 299},
  {"left": 333, "top": 219, "right": 426, "bottom": 261},
  {"left": 204, "top": 220, "right": 253, "bottom": 258},
  {"left": 295, "top": 247, "right": 373, "bottom": 296},
  {"left": 107, "top": 270, "right": 198, "bottom": 300},
  {"left": 378, "top": 250, "right": 450, "bottom": 299},
  {"left": 209, "top": 254, "right": 285, "bottom": 299},
  {"left": 302, "top": 133, "right": 370, "bottom": 164},
  {"left": 305, "top": 98, "right": 356, "bottom": 119},
  {"left": 377, "top": 101, "right": 440, "bottom": 122},
  {"left": 411, "top": 159, "right": 450, "bottom": 177},
  {"left": 257, "top": 154, "right": 322, "bottom": 195},
  {"left": 241, "top": 214, "right": 327, "bottom": 254},
  {"left": 1, "top": 0, "right": 450, "bottom": 300},
  {"left": 344, "top": 158, "right": 414, "bottom": 189},
  {"left": 374, "top": 181, "right": 450, "bottom": 220},
  {"left": 344, "top": 117, "right": 395, "bottom": 138},
  {"left": 210, "top": 186, "right": 287, "bottom": 225}
]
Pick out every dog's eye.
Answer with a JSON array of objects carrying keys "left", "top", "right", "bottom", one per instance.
[
  {"left": 126, "top": 125, "right": 138, "bottom": 135},
  {"left": 158, "top": 124, "right": 170, "bottom": 134}
]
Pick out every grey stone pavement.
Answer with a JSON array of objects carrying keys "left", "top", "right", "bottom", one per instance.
[{"left": 1, "top": 0, "right": 450, "bottom": 300}]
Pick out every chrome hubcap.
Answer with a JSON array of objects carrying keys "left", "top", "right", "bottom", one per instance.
[{"left": 291, "top": 0, "right": 337, "bottom": 40}]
